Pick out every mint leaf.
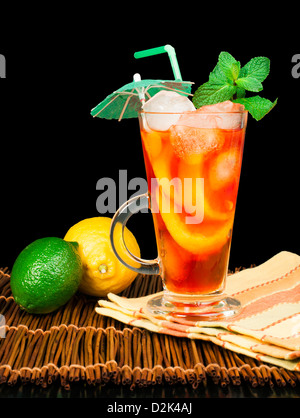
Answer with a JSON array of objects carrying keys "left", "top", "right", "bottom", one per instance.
[
  {"left": 233, "top": 96, "right": 278, "bottom": 121},
  {"left": 209, "top": 63, "right": 229, "bottom": 84},
  {"left": 193, "top": 81, "right": 236, "bottom": 108},
  {"left": 236, "top": 87, "right": 246, "bottom": 99},
  {"left": 193, "top": 51, "right": 276, "bottom": 120},
  {"left": 239, "top": 57, "right": 270, "bottom": 82},
  {"left": 218, "top": 52, "right": 240, "bottom": 82},
  {"left": 236, "top": 77, "right": 263, "bottom": 92}
]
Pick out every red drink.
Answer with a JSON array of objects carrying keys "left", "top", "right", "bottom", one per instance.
[
  {"left": 140, "top": 106, "right": 247, "bottom": 298},
  {"left": 108, "top": 46, "right": 273, "bottom": 318}
]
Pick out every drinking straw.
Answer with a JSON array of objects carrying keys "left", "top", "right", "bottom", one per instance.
[{"left": 134, "top": 45, "right": 183, "bottom": 81}]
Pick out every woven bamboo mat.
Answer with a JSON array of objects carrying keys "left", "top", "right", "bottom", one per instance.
[{"left": 0, "top": 267, "right": 299, "bottom": 390}]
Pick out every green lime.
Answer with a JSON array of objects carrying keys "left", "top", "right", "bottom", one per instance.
[{"left": 10, "top": 237, "right": 83, "bottom": 314}]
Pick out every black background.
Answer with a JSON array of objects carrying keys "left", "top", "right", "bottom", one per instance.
[{"left": 0, "top": 8, "right": 299, "bottom": 274}]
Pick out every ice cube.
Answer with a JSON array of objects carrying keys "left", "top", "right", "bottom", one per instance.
[
  {"left": 142, "top": 91, "right": 195, "bottom": 131},
  {"left": 175, "top": 111, "right": 218, "bottom": 129},
  {"left": 170, "top": 125, "right": 225, "bottom": 161},
  {"left": 199, "top": 101, "right": 244, "bottom": 113},
  {"left": 209, "top": 150, "right": 240, "bottom": 191},
  {"left": 197, "top": 101, "right": 245, "bottom": 130},
  {"left": 175, "top": 101, "right": 245, "bottom": 130}
]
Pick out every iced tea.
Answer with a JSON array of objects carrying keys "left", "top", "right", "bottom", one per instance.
[{"left": 140, "top": 107, "right": 247, "bottom": 297}]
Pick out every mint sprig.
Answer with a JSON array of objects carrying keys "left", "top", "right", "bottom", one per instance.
[{"left": 192, "top": 52, "right": 277, "bottom": 121}]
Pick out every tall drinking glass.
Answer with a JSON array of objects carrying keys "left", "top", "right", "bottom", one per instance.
[{"left": 110, "top": 108, "right": 248, "bottom": 320}]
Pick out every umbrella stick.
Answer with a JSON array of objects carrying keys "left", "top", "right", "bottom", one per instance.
[{"left": 118, "top": 88, "right": 135, "bottom": 122}]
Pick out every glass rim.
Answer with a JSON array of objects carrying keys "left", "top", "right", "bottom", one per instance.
[{"left": 138, "top": 109, "right": 248, "bottom": 116}]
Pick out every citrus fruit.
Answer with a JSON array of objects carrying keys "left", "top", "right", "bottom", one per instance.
[
  {"left": 141, "top": 131, "right": 162, "bottom": 159},
  {"left": 156, "top": 187, "right": 232, "bottom": 256},
  {"left": 64, "top": 217, "right": 140, "bottom": 297},
  {"left": 10, "top": 237, "right": 83, "bottom": 314}
]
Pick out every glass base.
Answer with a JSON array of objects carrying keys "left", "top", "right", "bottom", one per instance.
[{"left": 146, "top": 292, "right": 241, "bottom": 321}]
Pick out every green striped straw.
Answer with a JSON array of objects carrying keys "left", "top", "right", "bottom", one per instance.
[{"left": 134, "top": 44, "right": 183, "bottom": 81}]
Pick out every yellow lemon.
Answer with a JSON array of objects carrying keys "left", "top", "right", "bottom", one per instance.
[{"left": 64, "top": 217, "right": 140, "bottom": 297}]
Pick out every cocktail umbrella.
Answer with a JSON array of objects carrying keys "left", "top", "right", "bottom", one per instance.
[{"left": 90, "top": 75, "right": 193, "bottom": 121}]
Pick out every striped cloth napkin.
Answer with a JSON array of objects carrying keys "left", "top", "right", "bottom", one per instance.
[{"left": 96, "top": 251, "right": 300, "bottom": 371}]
